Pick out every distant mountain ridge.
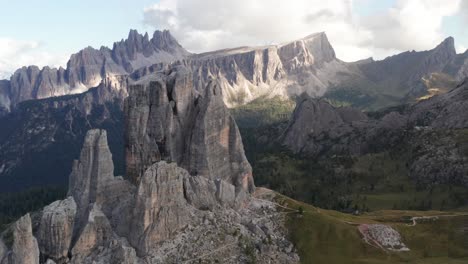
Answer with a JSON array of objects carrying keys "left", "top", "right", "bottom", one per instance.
[
  {"left": 0, "top": 30, "right": 189, "bottom": 113},
  {"left": 2, "top": 29, "right": 468, "bottom": 114}
]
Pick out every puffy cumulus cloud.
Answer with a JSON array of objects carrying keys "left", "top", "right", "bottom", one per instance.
[
  {"left": 143, "top": 0, "right": 465, "bottom": 62},
  {"left": 457, "top": 45, "right": 467, "bottom": 54},
  {"left": 143, "top": 0, "right": 374, "bottom": 61},
  {"left": 461, "top": 0, "right": 468, "bottom": 22},
  {"left": 0, "top": 38, "right": 68, "bottom": 79},
  {"left": 362, "top": 0, "right": 461, "bottom": 54}
]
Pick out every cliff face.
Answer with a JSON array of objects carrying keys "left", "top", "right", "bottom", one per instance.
[
  {"left": 125, "top": 65, "right": 254, "bottom": 193},
  {"left": 188, "top": 32, "right": 358, "bottom": 107}
]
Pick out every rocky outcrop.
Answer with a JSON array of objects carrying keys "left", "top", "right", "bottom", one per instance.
[
  {"left": 0, "top": 78, "right": 125, "bottom": 193},
  {"left": 282, "top": 80, "right": 468, "bottom": 187},
  {"left": 38, "top": 197, "right": 76, "bottom": 262},
  {"left": 129, "top": 162, "right": 190, "bottom": 256},
  {"left": 6, "top": 61, "right": 298, "bottom": 262},
  {"left": 282, "top": 95, "right": 370, "bottom": 155},
  {"left": 10, "top": 214, "right": 40, "bottom": 264},
  {"left": 0, "top": 80, "right": 11, "bottom": 116},
  {"left": 71, "top": 204, "right": 113, "bottom": 261},
  {"left": 68, "top": 130, "right": 115, "bottom": 218},
  {"left": 125, "top": 66, "right": 254, "bottom": 194},
  {"left": 409, "top": 79, "right": 468, "bottom": 128},
  {"left": 26, "top": 124, "right": 297, "bottom": 263},
  {"left": 0, "top": 238, "right": 7, "bottom": 264},
  {"left": 358, "top": 224, "right": 409, "bottom": 251}
]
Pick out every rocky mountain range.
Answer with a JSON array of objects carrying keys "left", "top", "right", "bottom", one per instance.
[
  {"left": 2, "top": 29, "right": 468, "bottom": 116},
  {"left": 2, "top": 29, "right": 468, "bottom": 195},
  {"left": 0, "top": 30, "right": 189, "bottom": 114},
  {"left": 0, "top": 65, "right": 298, "bottom": 264},
  {"left": 1, "top": 29, "right": 468, "bottom": 264}
]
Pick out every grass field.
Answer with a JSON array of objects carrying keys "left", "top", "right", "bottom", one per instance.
[{"left": 275, "top": 193, "right": 468, "bottom": 264}]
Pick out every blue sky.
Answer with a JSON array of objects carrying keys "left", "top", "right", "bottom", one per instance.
[
  {"left": 0, "top": 0, "right": 153, "bottom": 55},
  {"left": 0, "top": 0, "right": 467, "bottom": 78}
]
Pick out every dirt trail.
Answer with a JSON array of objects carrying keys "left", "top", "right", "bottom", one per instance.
[{"left": 407, "top": 214, "right": 468, "bottom": 226}]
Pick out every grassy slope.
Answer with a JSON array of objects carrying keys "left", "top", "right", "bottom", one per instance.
[
  {"left": 276, "top": 193, "right": 468, "bottom": 264},
  {"left": 230, "top": 96, "right": 296, "bottom": 128},
  {"left": 247, "top": 144, "right": 468, "bottom": 212}
]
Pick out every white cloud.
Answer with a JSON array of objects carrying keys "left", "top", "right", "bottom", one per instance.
[
  {"left": 0, "top": 38, "right": 68, "bottom": 79},
  {"left": 362, "top": 0, "right": 461, "bottom": 54},
  {"left": 457, "top": 44, "right": 467, "bottom": 54},
  {"left": 461, "top": 1, "right": 468, "bottom": 22},
  {"left": 143, "top": 0, "right": 374, "bottom": 61},
  {"left": 143, "top": 0, "right": 464, "bottom": 62}
]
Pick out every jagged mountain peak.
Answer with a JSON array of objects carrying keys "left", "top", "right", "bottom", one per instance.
[
  {"left": 0, "top": 29, "right": 190, "bottom": 109},
  {"left": 281, "top": 31, "right": 336, "bottom": 62},
  {"left": 432, "top": 36, "right": 456, "bottom": 56}
]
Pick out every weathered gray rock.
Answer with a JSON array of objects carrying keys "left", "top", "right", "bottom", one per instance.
[
  {"left": 38, "top": 197, "right": 77, "bottom": 262},
  {"left": 110, "top": 244, "right": 138, "bottom": 264},
  {"left": 125, "top": 66, "right": 255, "bottom": 194},
  {"left": 358, "top": 224, "right": 409, "bottom": 251},
  {"left": 0, "top": 238, "right": 6, "bottom": 264},
  {"left": 409, "top": 79, "right": 468, "bottom": 128},
  {"left": 188, "top": 80, "right": 254, "bottom": 192},
  {"left": 183, "top": 176, "right": 237, "bottom": 209},
  {"left": 68, "top": 129, "right": 114, "bottom": 214},
  {"left": 282, "top": 95, "right": 368, "bottom": 155},
  {"left": 2, "top": 30, "right": 189, "bottom": 110},
  {"left": 188, "top": 32, "right": 354, "bottom": 107},
  {"left": 71, "top": 204, "right": 113, "bottom": 260},
  {"left": 130, "top": 161, "right": 190, "bottom": 256},
  {"left": 281, "top": 81, "right": 468, "bottom": 187},
  {"left": 67, "top": 129, "right": 137, "bottom": 242},
  {"left": 10, "top": 214, "right": 40, "bottom": 264},
  {"left": 183, "top": 176, "right": 219, "bottom": 210}
]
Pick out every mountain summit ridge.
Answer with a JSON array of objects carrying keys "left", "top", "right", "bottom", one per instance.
[
  {"left": 0, "top": 29, "right": 188, "bottom": 112},
  {"left": 2, "top": 29, "right": 467, "bottom": 114}
]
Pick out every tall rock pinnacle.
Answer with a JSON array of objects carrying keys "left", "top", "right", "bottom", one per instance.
[
  {"left": 68, "top": 130, "right": 114, "bottom": 211},
  {"left": 125, "top": 65, "right": 255, "bottom": 193}
]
